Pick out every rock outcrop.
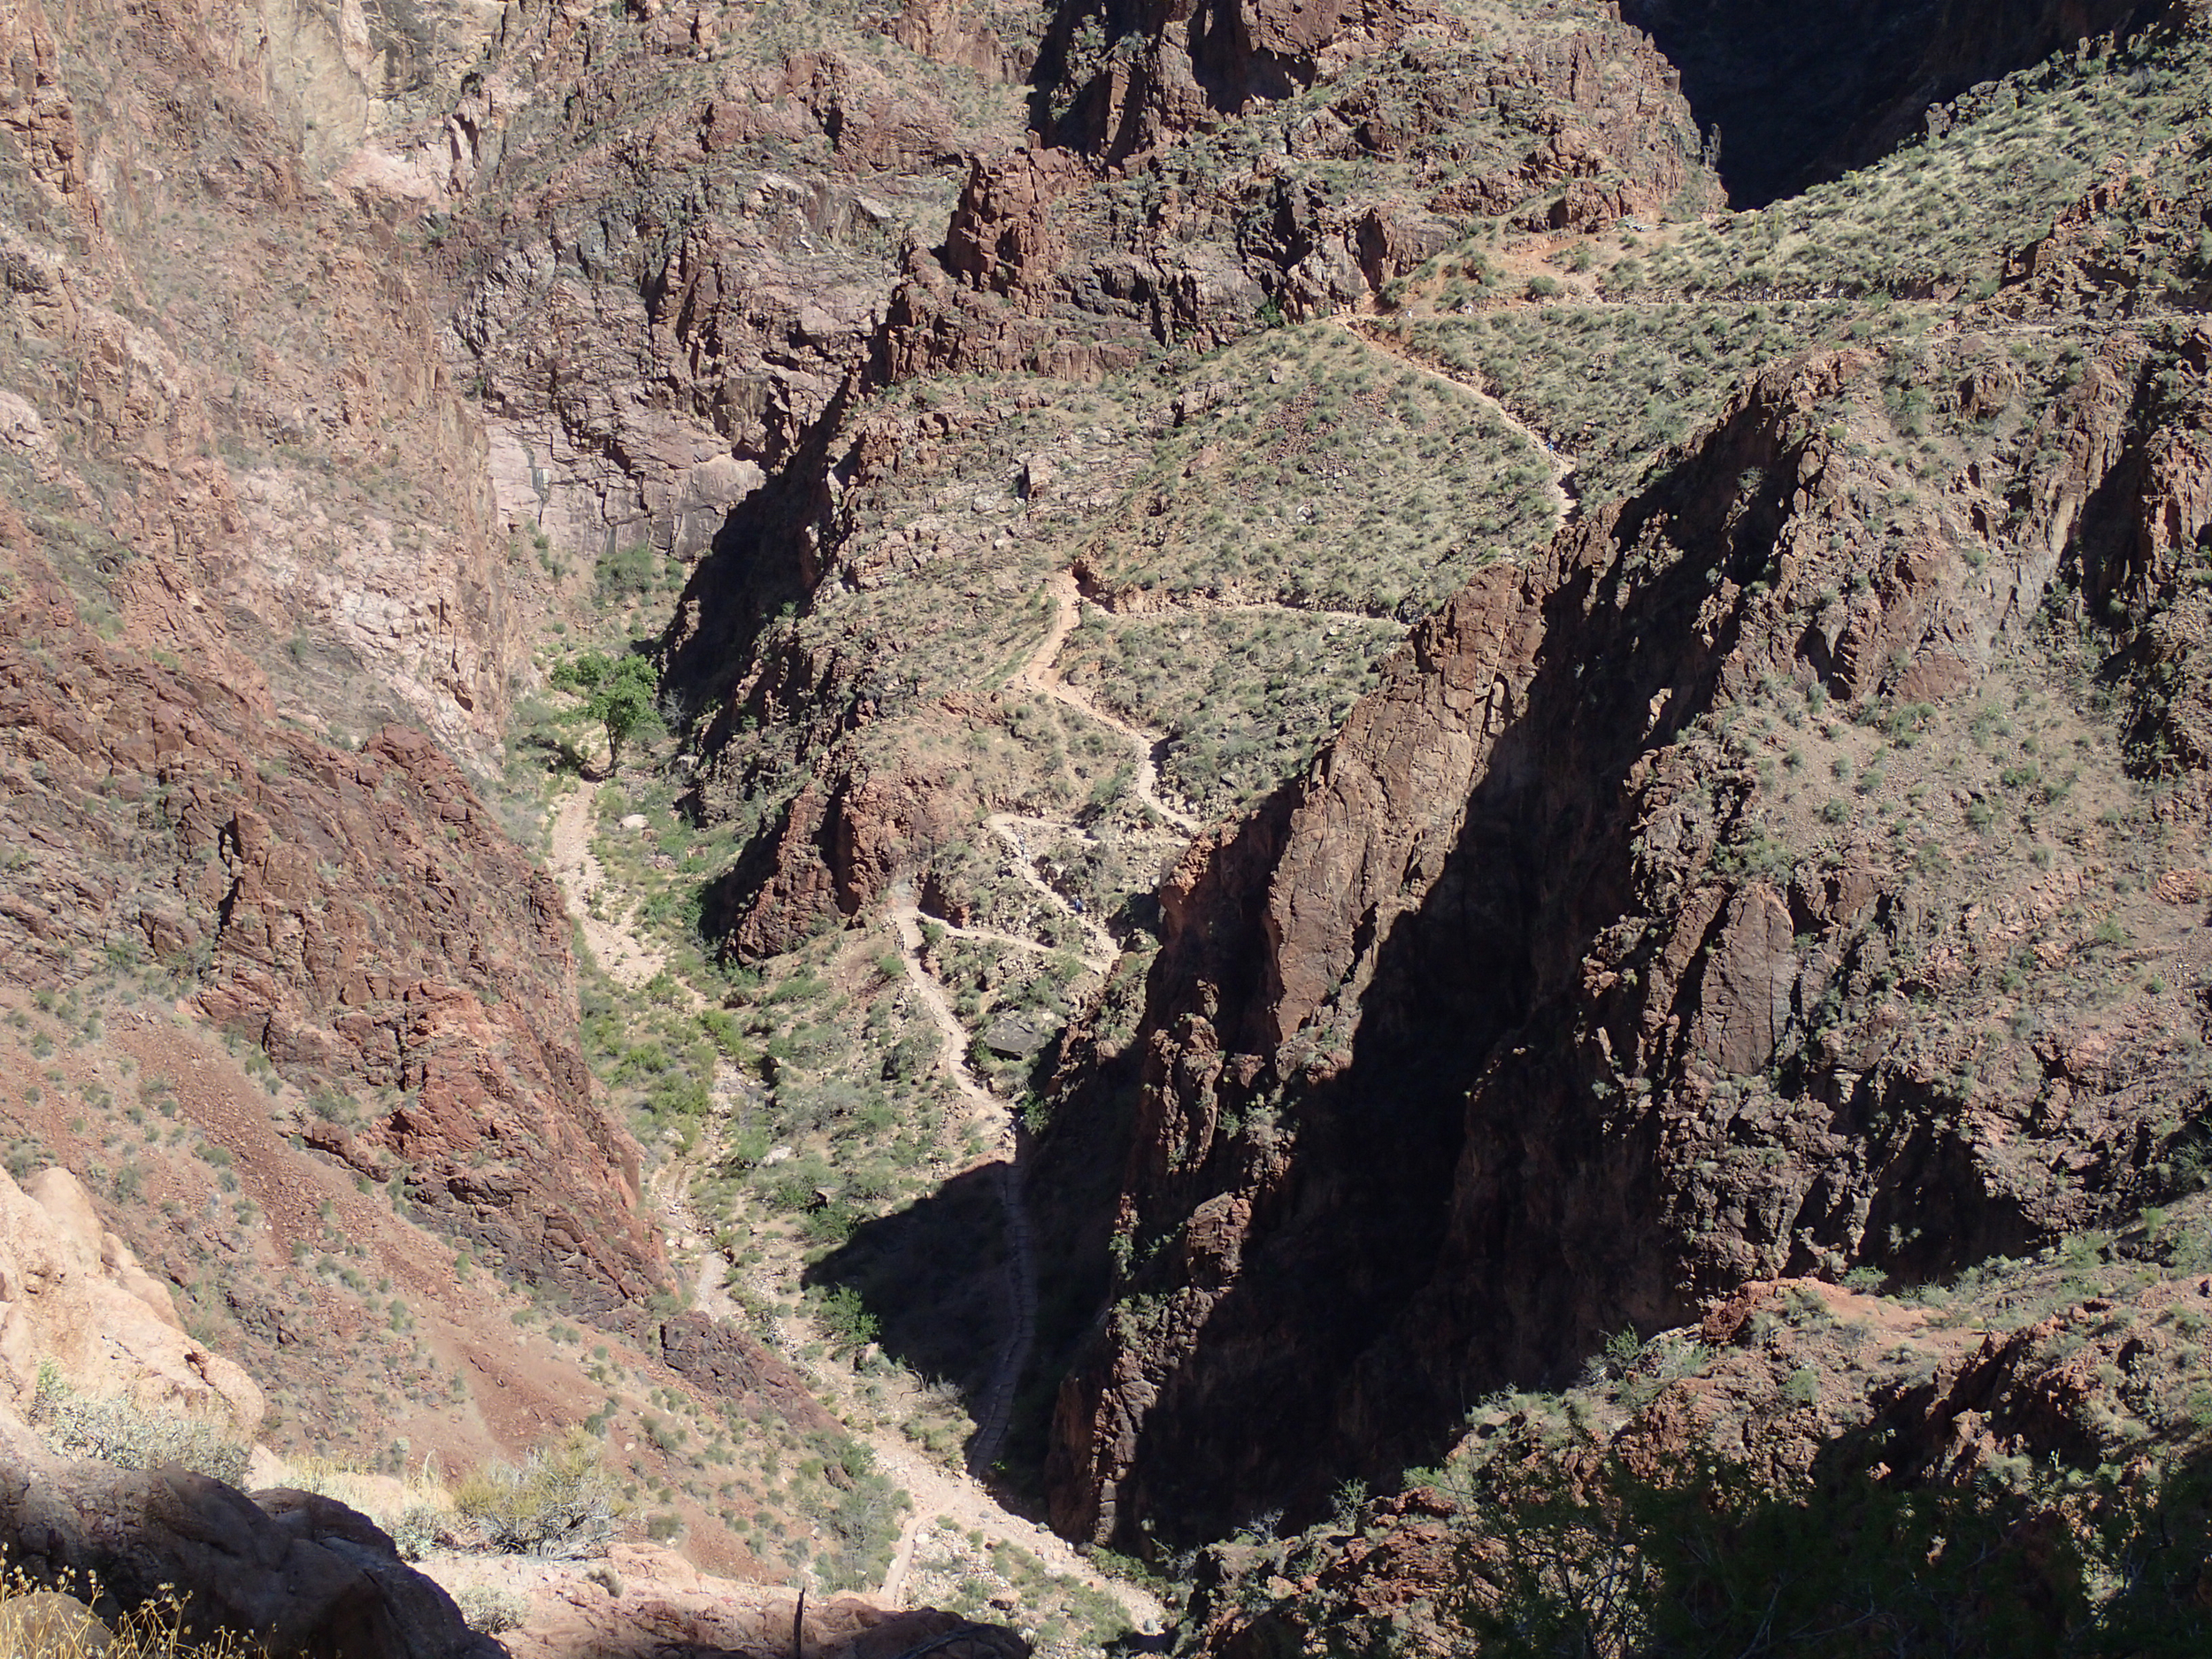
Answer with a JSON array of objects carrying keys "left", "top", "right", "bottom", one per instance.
[
  {"left": 0, "top": 1165, "right": 261, "bottom": 1438},
  {"left": 1042, "top": 306, "right": 2212, "bottom": 1545},
  {"left": 0, "top": 550, "right": 662, "bottom": 1310},
  {"left": 0, "top": 1452, "right": 503, "bottom": 1659},
  {"left": 0, "top": 1161, "right": 495, "bottom": 1657},
  {"left": 491, "top": 1543, "right": 1029, "bottom": 1659},
  {"left": 657, "top": 1312, "right": 841, "bottom": 1432}
]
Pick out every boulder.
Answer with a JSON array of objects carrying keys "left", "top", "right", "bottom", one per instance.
[
  {"left": 0, "top": 1167, "right": 262, "bottom": 1440},
  {"left": 0, "top": 1452, "right": 503, "bottom": 1659}
]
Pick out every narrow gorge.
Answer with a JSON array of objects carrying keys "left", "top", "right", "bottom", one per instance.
[{"left": 4, "top": 0, "right": 2212, "bottom": 1650}]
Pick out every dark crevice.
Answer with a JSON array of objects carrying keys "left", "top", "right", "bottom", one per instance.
[{"left": 1623, "top": 0, "right": 2169, "bottom": 206}]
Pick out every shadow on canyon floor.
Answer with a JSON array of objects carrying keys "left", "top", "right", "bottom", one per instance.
[{"left": 805, "top": 1161, "right": 1011, "bottom": 1442}]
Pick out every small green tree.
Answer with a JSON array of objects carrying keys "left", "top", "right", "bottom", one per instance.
[{"left": 549, "top": 650, "right": 663, "bottom": 769}]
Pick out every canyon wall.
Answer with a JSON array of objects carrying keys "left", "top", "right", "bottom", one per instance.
[{"left": 1044, "top": 296, "right": 2212, "bottom": 1542}]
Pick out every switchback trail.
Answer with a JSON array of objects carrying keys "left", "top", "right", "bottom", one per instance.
[
  {"left": 544, "top": 783, "right": 1160, "bottom": 1633},
  {"left": 882, "top": 884, "right": 1156, "bottom": 1629},
  {"left": 887, "top": 883, "right": 1036, "bottom": 1478},
  {"left": 1012, "top": 572, "right": 1202, "bottom": 836},
  {"left": 1343, "top": 315, "right": 1581, "bottom": 526},
  {"left": 981, "top": 813, "right": 1119, "bottom": 970}
]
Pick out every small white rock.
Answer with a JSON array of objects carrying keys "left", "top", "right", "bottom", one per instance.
[{"left": 620, "top": 813, "right": 649, "bottom": 830}]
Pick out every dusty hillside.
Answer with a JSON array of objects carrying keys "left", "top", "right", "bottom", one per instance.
[
  {"left": 1033, "top": 0, "right": 2212, "bottom": 1571},
  {"left": 4, "top": 0, "right": 2212, "bottom": 1647}
]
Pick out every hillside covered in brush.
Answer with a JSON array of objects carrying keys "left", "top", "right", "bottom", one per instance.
[{"left": 3, "top": 0, "right": 2212, "bottom": 1651}]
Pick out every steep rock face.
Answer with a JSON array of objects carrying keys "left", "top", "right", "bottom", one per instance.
[
  {"left": 1043, "top": 316, "right": 2212, "bottom": 1545},
  {"left": 0, "top": 549, "right": 662, "bottom": 1310},
  {"left": 439, "top": 0, "right": 1018, "bottom": 578},
  {"left": 1624, "top": 0, "right": 2170, "bottom": 204},
  {"left": 0, "top": 0, "right": 524, "bottom": 754},
  {"left": 680, "top": 3, "right": 1719, "bottom": 958},
  {"left": 1033, "top": 0, "right": 1414, "bottom": 163}
]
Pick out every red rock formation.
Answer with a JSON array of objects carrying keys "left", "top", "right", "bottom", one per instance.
[
  {"left": 659, "top": 1312, "right": 841, "bottom": 1432},
  {"left": 942, "top": 150, "right": 1082, "bottom": 297},
  {"left": 0, "top": 544, "right": 662, "bottom": 1312},
  {"left": 891, "top": 0, "right": 1037, "bottom": 83},
  {"left": 0, "top": 1451, "right": 501, "bottom": 1659},
  {"left": 1041, "top": 320, "right": 2212, "bottom": 1546}
]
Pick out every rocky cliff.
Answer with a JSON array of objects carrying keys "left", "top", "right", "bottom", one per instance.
[
  {"left": 1624, "top": 0, "right": 2169, "bottom": 204},
  {"left": 664, "top": 0, "right": 1717, "bottom": 959},
  {"left": 0, "top": 0, "right": 669, "bottom": 1318},
  {"left": 9, "top": 0, "right": 2212, "bottom": 1632},
  {"left": 1041, "top": 5, "right": 2212, "bottom": 1536},
  {"left": 0, "top": 541, "right": 661, "bottom": 1308}
]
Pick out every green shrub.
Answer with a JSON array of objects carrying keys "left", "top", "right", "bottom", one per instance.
[
  {"left": 449, "top": 1431, "right": 616, "bottom": 1557},
  {"left": 1446, "top": 1455, "right": 2079, "bottom": 1658},
  {"left": 30, "top": 1365, "right": 250, "bottom": 1486},
  {"left": 388, "top": 1504, "right": 447, "bottom": 1562},
  {"left": 450, "top": 1584, "right": 531, "bottom": 1634}
]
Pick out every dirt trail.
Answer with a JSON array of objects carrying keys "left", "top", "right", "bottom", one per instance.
[
  {"left": 888, "top": 887, "right": 1010, "bottom": 1134},
  {"left": 647, "top": 1156, "right": 742, "bottom": 1325},
  {"left": 920, "top": 903, "right": 1114, "bottom": 975},
  {"left": 549, "top": 782, "right": 664, "bottom": 991},
  {"left": 1343, "top": 316, "right": 1581, "bottom": 526},
  {"left": 544, "top": 788, "right": 1158, "bottom": 1632},
  {"left": 1012, "top": 572, "right": 1202, "bottom": 836},
  {"left": 878, "top": 885, "right": 1154, "bottom": 1627},
  {"left": 1081, "top": 591, "right": 1389, "bottom": 630},
  {"left": 981, "top": 815, "right": 1119, "bottom": 969},
  {"left": 887, "top": 884, "right": 1037, "bottom": 1473}
]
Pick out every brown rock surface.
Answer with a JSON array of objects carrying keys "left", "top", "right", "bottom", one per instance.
[
  {"left": 1041, "top": 311, "right": 2212, "bottom": 1545},
  {"left": 489, "top": 1543, "right": 1029, "bottom": 1659},
  {"left": 657, "top": 1313, "right": 840, "bottom": 1434},
  {"left": 0, "top": 1451, "right": 501, "bottom": 1659},
  {"left": 0, "top": 550, "right": 660, "bottom": 1310}
]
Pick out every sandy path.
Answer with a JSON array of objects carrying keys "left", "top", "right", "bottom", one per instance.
[
  {"left": 885, "top": 885, "right": 1036, "bottom": 1469},
  {"left": 648, "top": 1156, "right": 741, "bottom": 1325},
  {"left": 981, "top": 816, "right": 1119, "bottom": 970},
  {"left": 542, "top": 789, "right": 1154, "bottom": 1630},
  {"left": 1012, "top": 572, "right": 1202, "bottom": 836},
  {"left": 549, "top": 782, "right": 662, "bottom": 990},
  {"left": 1344, "top": 317, "right": 1581, "bottom": 526}
]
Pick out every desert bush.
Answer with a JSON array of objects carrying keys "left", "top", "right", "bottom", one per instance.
[
  {"left": 1434, "top": 1448, "right": 2212, "bottom": 1658},
  {"left": 449, "top": 1430, "right": 616, "bottom": 1557},
  {"left": 30, "top": 1365, "right": 250, "bottom": 1486},
  {"left": 280, "top": 1457, "right": 457, "bottom": 1559},
  {"left": 0, "top": 1569, "right": 263, "bottom": 1658},
  {"left": 449, "top": 1584, "right": 532, "bottom": 1635},
  {"left": 388, "top": 1504, "right": 447, "bottom": 1562}
]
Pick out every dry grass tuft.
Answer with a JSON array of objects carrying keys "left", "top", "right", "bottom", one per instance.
[{"left": 0, "top": 1569, "right": 263, "bottom": 1658}]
